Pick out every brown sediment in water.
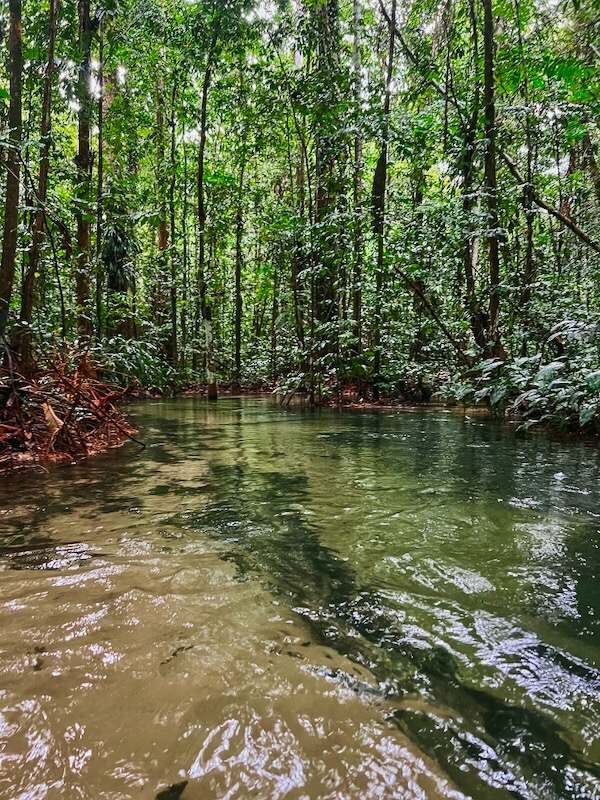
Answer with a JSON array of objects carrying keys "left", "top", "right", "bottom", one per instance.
[
  {"left": 3, "top": 397, "right": 599, "bottom": 798},
  {"left": 0, "top": 484, "right": 465, "bottom": 800}
]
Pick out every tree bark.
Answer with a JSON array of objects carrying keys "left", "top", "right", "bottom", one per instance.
[
  {"left": 481, "top": 0, "right": 505, "bottom": 359},
  {"left": 196, "top": 27, "right": 219, "bottom": 398},
  {"left": 352, "top": 0, "right": 363, "bottom": 357},
  {"left": 0, "top": 0, "right": 23, "bottom": 338},
  {"left": 314, "top": 0, "right": 338, "bottom": 320},
  {"left": 233, "top": 159, "right": 245, "bottom": 390},
  {"left": 371, "top": 0, "right": 396, "bottom": 398},
  {"left": 512, "top": 0, "right": 535, "bottom": 350},
  {"left": 168, "top": 79, "right": 178, "bottom": 367},
  {"left": 15, "top": 0, "right": 58, "bottom": 370},
  {"left": 95, "top": 17, "right": 104, "bottom": 337},
  {"left": 75, "top": 0, "right": 94, "bottom": 336},
  {"left": 271, "top": 256, "right": 279, "bottom": 384},
  {"left": 460, "top": 0, "right": 489, "bottom": 353},
  {"left": 181, "top": 136, "right": 189, "bottom": 363},
  {"left": 155, "top": 77, "right": 169, "bottom": 347}
]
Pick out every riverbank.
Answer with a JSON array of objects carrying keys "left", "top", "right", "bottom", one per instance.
[
  {"left": 2, "top": 375, "right": 596, "bottom": 479},
  {"left": 180, "top": 381, "right": 600, "bottom": 440},
  {"left": 0, "top": 357, "right": 140, "bottom": 477}
]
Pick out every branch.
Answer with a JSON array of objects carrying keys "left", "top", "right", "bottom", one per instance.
[
  {"left": 393, "top": 266, "right": 473, "bottom": 366},
  {"left": 378, "top": 0, "right": 600, "bottom": 257},
  {"left": 500, "top": 152, "right": 600, "bottom": 255}
]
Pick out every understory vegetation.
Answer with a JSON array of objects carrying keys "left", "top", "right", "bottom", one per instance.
[{"left": 1, "top": 0, "right": 599, "bottom": 431}]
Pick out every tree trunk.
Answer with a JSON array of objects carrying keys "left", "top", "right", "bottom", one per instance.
[
  {"left": 458, "top": 0, "right": 487, "bottom": 352},
  {"left": 314, "top": 0, "right": 338, "bottom": 325},
  {"left": 481, "top": 0, "right": 505, "bottom": 359},
  {"left": 271, "top": 254, "right": 279, "bottom": 384},
  {"left": 154, "top": 77, "right": 170, "bottom": 351},
  {"left": 15, "top": 0, "right": 58, "bottom": 371},
  {"left": 233, "top": 160, "right": 245, "bottom": 390},
  {"left": 95, "top": 17, "right": 104, "bottom": 337},
  {"left": 196, "top": 28, "right": 219, "bottom": 398},
  {"left": 371, "top": 0, "right": 396, "bottom": 398},
  {"left": 0, "top": 0, "right": 23, "bottom": 339},
  {"left": 168, "top": 79, "right": 178, "bottom": 367},
  {"left": 512, "top": 0, "right": 535, "bottom": 351},
  {"left": 582, "top": 131, "right": 600, "bottom": 206},
  {"left": 352, "top": 0, "right": 363, "bottom": 357},
  {"left": 292, "top": 133, "right": 305, "bottom": 348},
  {"left": 181, "top": 137, "right": 189, "bottom": 364},
  {"left": 75, "top": 0, "right": 94, "bottom": 336}
]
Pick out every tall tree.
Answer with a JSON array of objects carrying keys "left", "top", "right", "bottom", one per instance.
[
  {"left": 233, "top": 156, "right": 246, "bottom": 391},
  {"left": 16, "top": 0, "right": 60, "bottom": 371},
  {"left": 481, "top": 0, "right": 505, "bottom": 358},
  {"left": 0, "top": 0, "right": 23, "bottom": 339},
  {"left": 95, "top": 15, "right": 104, "bottom": 336},
  {"left": 75, "top": 0, "right": 95, "bottom": 336},
  {"left": 352, "top": 0, "right": 363, "bottom": 358},
  {"left": 168, "top": 77, "right": 178, "bottom": 367},
  {"left": 196, "top": 23, "right": 220, "bottom": 399},
  {"left": 371, "top": 0, "right": 396, "bottom": 398},
  {"left": 312, "top": 0, "right": 342, "bottom": 400}
]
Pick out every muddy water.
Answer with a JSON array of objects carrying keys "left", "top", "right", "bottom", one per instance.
[{"left": 0, "top": 399, "right": 599, "bottom": 799}]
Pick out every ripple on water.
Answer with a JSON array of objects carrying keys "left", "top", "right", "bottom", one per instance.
[
  {"left": 0, "top": 398, "right": 599, "bottom": 799},
  {"left": 0, "top": 541, "right": 464, "bottom": 799}
]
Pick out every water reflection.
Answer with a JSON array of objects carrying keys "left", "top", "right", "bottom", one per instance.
[{"left": 0, "top": 398, "right": 599, "bottom": 799}]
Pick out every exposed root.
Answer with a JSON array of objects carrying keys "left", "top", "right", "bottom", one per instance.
[{"left": 0, "top": 351, "right": 141, "bottom": 476}]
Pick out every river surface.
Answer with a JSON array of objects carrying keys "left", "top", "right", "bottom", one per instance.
[{"left": 0, "top": 398, "right": 599, "bottom": 800}]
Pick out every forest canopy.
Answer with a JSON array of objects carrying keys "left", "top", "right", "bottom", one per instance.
[{"left": 1, "top": 0, "right": 599, "bottom": 428}]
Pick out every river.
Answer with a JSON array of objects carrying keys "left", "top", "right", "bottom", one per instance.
[{"left": 0, "top": 398, "right": 599, "bottom": 799}]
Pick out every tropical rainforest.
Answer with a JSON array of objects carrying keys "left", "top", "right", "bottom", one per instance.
[
  {"left": 2, "top": 3, "right": 600, "bottom": 795},
  {"left": 1, "top": 0, "right": 599, "bottom": 429}
]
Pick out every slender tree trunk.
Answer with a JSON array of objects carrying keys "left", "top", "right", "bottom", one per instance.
[
  {"left": 292, "top": 132, "right": 305, "bottom": 347},
  {"left": 271, "top": 254, "right": 279, "bottom": 383},
  {"left": 0, "top": 0, "right": 23, "bottom": 339},
  {"left": 314, "top": 0, "right": 338, "bottom": 329},
  {"left": 75, "top": 0, "right": 94, "bottom": 336},
  {"left": 460, "top": 0, "right": 488, "bottom": 352},
  {"left": 352, "top": 0, "right": 363, "bottom": 357},
  {"left": 196, "top": 29, "right": 219, "bottom": 398},
  {"left": 582, "top": 131, "right": 600, "bottom": 206},
  {"left": 168, "top": 80, "right": 178, "bottom": 367},
  {"left": 233, "top": 159, "right": 245, "bottom": 390},
  {"left": 481, "top": 0, "right": 505, "bottom": 359},
  {"left": 16, "top": 1, "right": 58, "bottom": 372},
  {"left": 95, "top": 18, "right": 104, "bottom": 338},
  {"left": 181, "top": 138, "right": 189, "bottom": 364},
  {"left": 371, "top": 0, "right": 396, "bottom": 398},
  {"left": 155, "top": 77, "right": 169, "bottom": 348},
  {"left": 512, "top": 0, "right": 535, "bottom": 352},
  {"left": 312, "top": 0, "right": 340, "bottom": 402}
]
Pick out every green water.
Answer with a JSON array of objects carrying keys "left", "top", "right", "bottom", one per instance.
[{"left": 0, "top": 398, "right": 599, "bottom": 799}]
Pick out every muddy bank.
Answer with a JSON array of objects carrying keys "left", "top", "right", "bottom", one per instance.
[{"left": 0, "top": 357, "right": 140, "bottom": 476}]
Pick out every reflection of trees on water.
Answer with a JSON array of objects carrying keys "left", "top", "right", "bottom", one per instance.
[
  {"left": 318, "top": 411, "right": 600, "bottom": 638},
  {"left": 183, "top": 447, "right": 600, "bottom": 800}
]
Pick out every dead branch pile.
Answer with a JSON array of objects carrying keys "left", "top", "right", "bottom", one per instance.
[{"left": 0, "top": 354, "right": 140, "bottom": 475}]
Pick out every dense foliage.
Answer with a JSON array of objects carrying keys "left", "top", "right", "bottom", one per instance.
[{"left": 0, "top": 0, "right": 599, "bottom": 428}]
